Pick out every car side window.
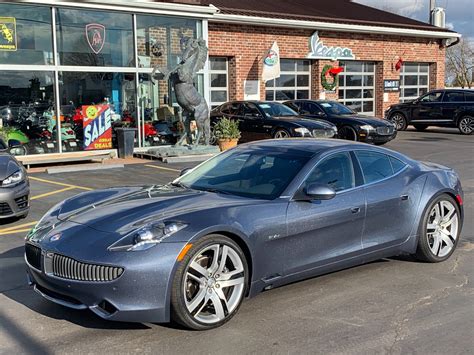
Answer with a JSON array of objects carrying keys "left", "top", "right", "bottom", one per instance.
[
  {"left": 308, "top": 103, "right": 325, "bottom": 115},
  {"left": 443, "top": 92, "right": 464, "bottom": 102},
  {"left": 355, "top": 151, "right": 394, "bottom": 184},
  {"left": 306, "top": 152, "right": 355, "bottom": 192},
  {"left": 241, "top": 103, "right": 261, "bottom": 118},
  {"left": 420, "top": 92, "right": 443, "bottom": 102},
  {"left": 389, "top": 156, "right": 407, "bottom": 173},
  {"left": 285, "top": 102, "right": 300, "bottom": 112}
]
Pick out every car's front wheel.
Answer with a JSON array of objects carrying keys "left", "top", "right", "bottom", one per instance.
[
  {"left": 273, "top": 129, "right": 291, "bottom": 139},
  {"left": 171, "top": 235, "right": 248, "bottom": 330},
  {"left": 415, "top": 194, "right": 461, "bottom": 262},
  {"left": 338, "top": 126, "right": 358, "bottom": 141},
  {"left": 458, "top": 115, "right": 473, "bottom": 135},
  {"left": 389, "top": 112, "right": 408, "bottom": 131}
]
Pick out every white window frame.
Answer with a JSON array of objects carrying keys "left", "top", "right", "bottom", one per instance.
[
  {"left": 208, "top": 57, "right": 229, "bottom": 108},
  {"left": 338, "top": 61, "right": 376, "bottom": 116},
  {"left": 400, "top": 63, "right": 430, "bottom": 103},
  {"left": 265, "top": 59, "right": 311, "bottom": 102}
]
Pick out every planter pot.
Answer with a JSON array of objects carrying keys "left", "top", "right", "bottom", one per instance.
[{"left": 217, "top": 138, "right": 238, "bottom": 151}]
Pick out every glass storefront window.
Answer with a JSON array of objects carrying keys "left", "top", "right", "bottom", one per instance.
[
  {"left": 56, "top": 8, "right": 134, "bottom": 67},
  {"left": 0, "top": 4, "right": 53, "bottom": 65},
  {"left": 59, "top": 72, "right": 136, "bottom": 152},
  {"left": 0, "top": 71, "right": 57, "bottom": 155}
]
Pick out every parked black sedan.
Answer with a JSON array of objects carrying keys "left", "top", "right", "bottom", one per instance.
[
  {"left": 285, "top": 100, "right": 397, "bottom": 145},
  {"left": 210, "top": 101, "right": 337, "bottom": 142},
  {"left": 385, "top": 89, "right": 474, "bottom": 135}
]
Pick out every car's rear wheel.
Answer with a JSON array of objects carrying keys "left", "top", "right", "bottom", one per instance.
[
  {"left": 338, "top": 126, "right": 358, "bottom": 141},
  {"left": 415, "top": 194, "right": 461, "bottom": 262},
  {"left": 389, "top": 112, "right": 407, "bottom": 131},
  {"left": 413, "top": 124, "right": 428, "bottom": 131},
  {"left": 171, "top": 235, "right": 248, "bottom": 330},
  {"left": 458, "top": 115, "right": 473, "bottom": 135},
  {"left": 273, "top": 129, "right": 290, "bottom": 139}
]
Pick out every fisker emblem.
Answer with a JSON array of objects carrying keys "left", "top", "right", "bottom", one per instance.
[{"left": 49, "top": 233, "right": 62, "bottom": 242}]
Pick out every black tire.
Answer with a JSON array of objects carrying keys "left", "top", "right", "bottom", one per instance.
[
  {"left": 273, "top": 129, "right": 291, "bottom": 139},
  {"left": 338, "top": 126, "right": 358, "bottom": 141},
  {"left": 413, "top": 124, "right": 428, "bottom": 131},
  {"left": 457, "top": 115, "right": 473, "bottom": 135},
  {"left": 170, "top": 234, "right": 249, "bottom": 330},
  {"left": 414, "top": 194, "right": 461, "bottom": 263},
  {"left": 389, "top": 112, "right": 408, "bottom": 131}
]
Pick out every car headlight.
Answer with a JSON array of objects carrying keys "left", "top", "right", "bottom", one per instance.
[
  {"left": 294, "top": 127, "right": 311, "bottom": 136},
  {"left": 1, "top": 170, "right": 24, "bottom": 187},
  {"left": 360, "top": 125, "right": 375, "bottom": 132},
  {"left": 109, "top": 221, "right": 187, "bottom": 252}
]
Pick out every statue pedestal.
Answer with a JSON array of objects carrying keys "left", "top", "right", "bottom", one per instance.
[{"left": 146, "top": 145, "right": 220, "bottom": 159}]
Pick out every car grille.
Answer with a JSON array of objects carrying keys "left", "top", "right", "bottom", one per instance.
[
  {"left": 25, "top": 243, "right": 42, "bottom": 270},
  {"left": 376, "top": 126, "right": 395, "bottom": 136},
  {"left": 15, "top": 195, "right": 28, "bottom": 210},
  {"left": 313, "top": 129, "right": 335, "bottom": 138},
  {"left": 52, "top": 254, "right": 124, "bottom": 282},
  {"left": 0, "top": 202, "right": 13, "bottom": 216}
]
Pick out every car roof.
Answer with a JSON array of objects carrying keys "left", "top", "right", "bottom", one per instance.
[
  {"left": 234, "top": 138, "right": 410, "bottom": 161},
  {"left": 236, "top": 138, "right": 361, "bottom": 155}
]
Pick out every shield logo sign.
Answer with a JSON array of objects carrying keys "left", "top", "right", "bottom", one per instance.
[{"left": 86, "top": 23, "right": 105, "bottom": 54}]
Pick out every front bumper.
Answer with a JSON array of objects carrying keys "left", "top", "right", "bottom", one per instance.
[
  {"left": 358, "top": 130, "right": 397, "bottom": 144},
  {"left": 25, "top": 241, "right": 187, "bottom": 323},
  {"left": 0, "top": 181, "right": 30, "bottom": 218}
]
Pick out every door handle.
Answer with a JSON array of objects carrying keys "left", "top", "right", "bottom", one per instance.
[
  {"left": 400, "top": 195, "right": 409, "bottom": 201},
  {"left": 350, "top": 207, "right": 360, "bottom": 214}
]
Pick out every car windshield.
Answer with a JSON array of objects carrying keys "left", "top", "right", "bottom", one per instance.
[
  {"left": 257, "top": 102, "right": 298, "bottom": 118},
  {"left": 319, "top": 102, "right": 354, "bottom": 115},
  {"left": 175, "top": 149, "right": 310, "bottom": 200},
  {"left": 319, "top": 101, "right": 354, "bottom": 115}
]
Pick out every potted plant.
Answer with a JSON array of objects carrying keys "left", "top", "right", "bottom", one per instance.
[{"left": 213, "top": 117, "right": 241, "bottom": 151}]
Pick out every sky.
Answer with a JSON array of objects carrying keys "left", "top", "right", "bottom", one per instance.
[{"left": 354, "top": 0, "right": 473, "bottom": 39}]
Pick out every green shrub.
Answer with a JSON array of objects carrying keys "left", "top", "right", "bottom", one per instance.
[{"left": 213, "top": 117, "right": 241, "bottom": 140}]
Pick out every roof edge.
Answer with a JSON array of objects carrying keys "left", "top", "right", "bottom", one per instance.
[{"left": 211, "top": 13, "right": 461, "bottom": 39}]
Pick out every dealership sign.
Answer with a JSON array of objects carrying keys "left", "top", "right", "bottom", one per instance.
[
  {"left": 384, "top": 79, "right": 400, "bottom": 92},
  {"left": 307, "top": 31, "right": 355, "bottom": 60},
  {"left": 82, "top": 105, "right": 112, "bottom": 150}
]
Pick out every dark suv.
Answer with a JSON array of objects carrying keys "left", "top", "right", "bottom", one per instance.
[{"left": 385, "top": 89, "right": 474, "bottom": 135}]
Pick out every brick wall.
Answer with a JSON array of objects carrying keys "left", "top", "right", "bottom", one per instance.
[{"left": 208, "top": 23, "right": 446, "bottom": 118}]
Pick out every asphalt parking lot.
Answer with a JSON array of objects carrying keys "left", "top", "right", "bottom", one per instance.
[{"left": 1, "top": 128, "right": 473, "bottom": 354}]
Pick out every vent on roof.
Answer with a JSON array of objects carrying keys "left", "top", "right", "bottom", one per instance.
[{"left": 431, "top": 7, "right": 446, "bottom": 28}]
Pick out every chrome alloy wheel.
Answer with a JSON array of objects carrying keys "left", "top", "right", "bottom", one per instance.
[
  {"left": 390, "top": 113, "right": 407, "bottom": 131},
  {"left": 183, "top": 243, "right": 245, "bottom": 324},
  {"left": 459, "top": 116, "right": 473, "bottom": 134},
  {"left": 274, "top": 130, "right": 290, "bottom": 138},
  {"left": 426, "top": 200, "right": 459, "bottom": 258}
]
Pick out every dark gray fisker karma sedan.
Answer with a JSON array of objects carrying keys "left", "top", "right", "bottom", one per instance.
[{"left": 25, "top": 139, "right": 464, "bottom": 330}]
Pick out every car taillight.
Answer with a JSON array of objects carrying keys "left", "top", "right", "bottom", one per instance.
[{"left": 455, "top": 194, "right": 463, "bottom": 206}]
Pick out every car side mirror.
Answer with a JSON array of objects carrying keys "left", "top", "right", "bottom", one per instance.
[
  {"left": 304, "top": 183, "right": 336, "bottom": 200},
  {"left": 179, "top": 167, "right": 192, "bottom": 176}
]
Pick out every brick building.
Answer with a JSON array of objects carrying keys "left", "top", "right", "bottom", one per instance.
[{"left": 0, "top": 0, "right": 460, "bottom": 156}]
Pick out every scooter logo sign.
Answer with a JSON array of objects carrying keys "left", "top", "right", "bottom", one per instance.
[
  {"left": 307, "top": 31, "right": 355, "bottom": 60},
  {"left": 0, "top": 17, "right": 17, "bottom": 51},
  {"left": 82, "top": 105, "right": 112, "bottom": 150},
  {"left": 86, "top": 23, "right": 105, "bottom": 54}
]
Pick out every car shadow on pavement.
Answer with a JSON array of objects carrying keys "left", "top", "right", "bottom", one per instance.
[{"left": 1, "top": 246, "right": 151, "bottom": 331}]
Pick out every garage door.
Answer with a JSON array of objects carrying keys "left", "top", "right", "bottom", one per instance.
[{"left": 338, "top": 61, "right": 375, "bottom": 115}]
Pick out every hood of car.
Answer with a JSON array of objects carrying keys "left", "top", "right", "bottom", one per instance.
[
  {"left": 0, "top": 153, "right": 21, "bottom": 181},
  {"left": 55, "top": 185, "right": 262, "bottom": 236},
  {"left": 272, "top": 115, "right": 336, "bottom": 129}
]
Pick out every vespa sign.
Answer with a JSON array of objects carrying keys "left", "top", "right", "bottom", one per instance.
[{"left": 307, "top": 31, "right": 355, "bottom": 60}]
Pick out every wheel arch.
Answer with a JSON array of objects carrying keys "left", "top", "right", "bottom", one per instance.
[
  {"left": 271, "top": 126, "right": 291, "bottom": 137},
  {"left": 454, "top": 110, "right": 474, "bottom": 125}
]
